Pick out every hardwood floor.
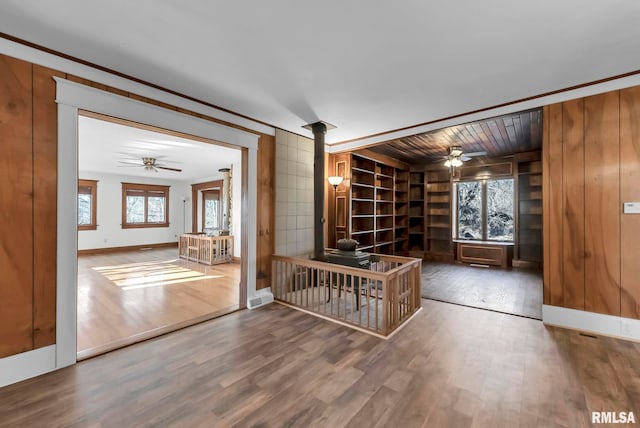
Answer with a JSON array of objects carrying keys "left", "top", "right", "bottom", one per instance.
[
  {"left": 77, "top": 247, "right": 240, "bottom": 359},
  {"left": 422, "top": 262, "right": 543, "bottom": 319},
  {"left": 1, "top": 300, "right": 639, "bottom": 427}
]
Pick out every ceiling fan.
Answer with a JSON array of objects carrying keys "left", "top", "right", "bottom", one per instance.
[
  {"left": 443, "top": 146, "right": 486, "bottom": 168},
  {"left": 118, "top": 157, "right": 182, "bottom": 172}
]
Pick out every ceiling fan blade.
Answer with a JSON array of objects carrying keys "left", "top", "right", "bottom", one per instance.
[
  {"left": 464, "top": 151, "right": 487, "bottom": 157},
  {"left": 118, "top": 160, "right": 142, "bottom": 165},
  {"left": 460, "top": 156, "right": 471, "bottom": 161},
  {"left": 157, "top": 166, "right": 182, "bottom": 172}
]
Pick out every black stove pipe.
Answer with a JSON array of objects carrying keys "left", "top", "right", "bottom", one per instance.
[{"left": 311, "top": 122, "right": 327, "bottom": 261}]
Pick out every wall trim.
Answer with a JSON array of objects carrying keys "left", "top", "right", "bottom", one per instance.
[
  {"left": 77, "top": 242, "right": 178, "bottom": 256},
  {"left": 0, "top": 345, "right": 56, "bottom": 388},
  {"left": 55, "top": 78, "right": 259, "bottom": 150},
  {"left": 543, "top": 305, "right": 640, "bottom": 342},
  {"left": 0, "top": 36, "right": 275, "bottom": 137}
]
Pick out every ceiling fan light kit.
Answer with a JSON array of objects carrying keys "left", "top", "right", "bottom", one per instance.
[{"left": 443, "top": 146, "right": 465, "bottom": 168}]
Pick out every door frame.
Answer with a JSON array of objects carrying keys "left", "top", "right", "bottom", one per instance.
[{"left": 55, "top": 78, "right": 259, "bottom": 368}]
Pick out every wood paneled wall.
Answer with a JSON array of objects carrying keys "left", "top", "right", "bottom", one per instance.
[
  {"left": 620, "top": 86, "right": 640, "bottom": 319},
  {"left": 543, "top": 86, "right": 640, "bottom": 319},
  {"left": 0, "top": 52, "right": 275, "bottom": 359},
  {"left": 0, "top": 56, "right": 59, "bottom": 358},
  {"left": 256, "top": 134, "right": 275, "bottom": 290}
]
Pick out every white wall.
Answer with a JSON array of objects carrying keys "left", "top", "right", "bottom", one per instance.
[
  {"left": 77, "top": 171, "right": 192, "bottom": 250},
  {"left": 274, "top": 129, "right": 314, "bottom": 258}
]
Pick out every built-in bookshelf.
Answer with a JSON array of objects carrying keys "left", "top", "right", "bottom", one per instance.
[
  {"left": 374, "top": 162, "right": 395, "bottom": 253},
  {"left": 342, "top": 153, "right": 410, "bottom": 255},
  {"left": 408, "top": 171, "right": 425, "bottom": 257},
  {"left": 426, "top": 170, "right": 453, "bottom": 261},
  {"left": 350, "top": 155, "right": 376, "bottom": 251},
  {"left": 394, "top": 169, "right": 410, "bottom": 255},
  {"left": 516, "top": 159, "right": 543, "bottom": 264}
]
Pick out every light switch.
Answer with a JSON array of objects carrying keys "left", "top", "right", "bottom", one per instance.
[{"left": 623, "top": 202, "right": 640, "bottom": 214}]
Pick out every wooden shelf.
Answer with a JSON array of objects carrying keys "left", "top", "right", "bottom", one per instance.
[
  {"left": 516, "top": 158, "right": 543, "bottom": 263},
  {"left": 428, "top": 223, "right": 450, "bottom": 228},
  {"left": 333, "top": 153, "right": 413, "bottom": 256},
  {"left": 352, "top": 182, "right": 374, "bottom": 189},
  {"left": 352, "top": 166, "right": 374, "bottom": 174}
]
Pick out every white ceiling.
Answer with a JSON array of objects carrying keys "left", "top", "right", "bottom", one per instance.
[
  {"left": 2, "top": 1, "right": 639, "bottom": 144},
  {"left": 78, "top": 115, "right": 240, "bottom": 181}
]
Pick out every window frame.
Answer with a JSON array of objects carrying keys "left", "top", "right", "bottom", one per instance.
[
  {"left": 78, "top": 179, "right": 98, "bottom": 231},
  {"left": 201, "top": 188, "right": 221, "bottom": 230},
  {"left": 121, "top": 182, "right": 170, "bottom": 229},
  {"left": 455, "top": 178, "right": 514, "bottom": 242}
]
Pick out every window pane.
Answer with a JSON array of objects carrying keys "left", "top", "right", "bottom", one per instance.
[
  {"left": 486, "top": 179, "right": 514, "bottom": 241},
  {"left": 457, "top": 181, "right": 482, "bottom": 240},
  {"left": 204, "top": 199, "right": 218, "bottom": 229},
  {"left": 126, "top": 195, "right": 145, "bottom": 223},
  {"left": 78, "top": 194, "right": 92, "bottom": 225},
  {"left": 147, "top": 196, "right": 166, "bottom": 223}
]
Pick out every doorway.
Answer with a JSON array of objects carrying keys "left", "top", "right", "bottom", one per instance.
[{"left": 75, "top": 112, "right": 244, "bottom": 359}]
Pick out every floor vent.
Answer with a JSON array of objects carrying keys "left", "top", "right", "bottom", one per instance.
[{"left": 248, "top": 291, "right": 274, "bottom": 309}]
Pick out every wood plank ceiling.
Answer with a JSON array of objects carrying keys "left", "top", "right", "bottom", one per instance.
[{"left": 367, "top": 108, "right": 542, "bottom": 164}]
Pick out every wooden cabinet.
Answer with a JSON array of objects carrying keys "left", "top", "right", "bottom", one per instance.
[{"left": 328, "top": 152, "right": 410, "bottom": 255}]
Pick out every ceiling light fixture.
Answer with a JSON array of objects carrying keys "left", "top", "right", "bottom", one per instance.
[{"left": 443, "top": 146, "right": 467, "bottom": 176}]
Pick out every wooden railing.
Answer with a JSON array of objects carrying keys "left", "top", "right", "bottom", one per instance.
[
  {"left": 178, "top": 234, "right": 234, "bottom": 265},
  {"left": 272, "top": 254, "right": 422, "bottom": 336}
]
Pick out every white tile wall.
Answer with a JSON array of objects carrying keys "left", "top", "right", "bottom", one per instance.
[{"left": 274, "top": 129, "right": 315, "bottom": 258}]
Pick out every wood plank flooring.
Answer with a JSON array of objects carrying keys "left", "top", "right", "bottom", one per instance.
[
  {"left": 77, "top": 248, "right": 240, "bottom": 358},
  {"left": 1, "top": 300, "right": 639, "bottom": 427},
  {"left": 422, "top": 262, "right": 543, "bottom": 319}
]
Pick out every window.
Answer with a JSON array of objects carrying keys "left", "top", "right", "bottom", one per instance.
[
  {"left": 202, "top": 189, "right": 220, "bottom": 230},
  {"left": 456, "top": 178, "right": 514, "bottom": 241},
  {"left": 122, "top": 183, "right": 170, "bottom": 228},
  {"left": 78, "top": 179, "right": 97, "bottom": 230}
]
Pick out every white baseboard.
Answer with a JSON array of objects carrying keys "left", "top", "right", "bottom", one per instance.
[
  {"left": 543, "top": 305, "right": 640, "bottom": 342},
  {"left": 248, "top": 287, "right": 274, "bottom": 309},
  {"left": 0, "top": 345, "right": 57, "bottom": 388}
]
